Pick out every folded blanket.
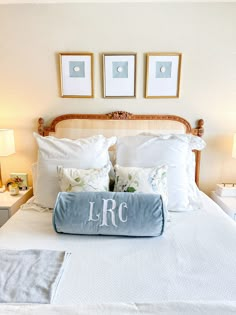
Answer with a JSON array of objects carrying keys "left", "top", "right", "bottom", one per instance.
[
  {"left": 0, "top": 249, "right": 70, "bottom": 303},
  {"left": 53, "top": 191, "right": 166, "bottom": 237}
]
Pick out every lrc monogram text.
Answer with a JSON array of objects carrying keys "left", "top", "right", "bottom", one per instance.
[{"left": 88, "top": 198, "right": 128, "bottom": 227}]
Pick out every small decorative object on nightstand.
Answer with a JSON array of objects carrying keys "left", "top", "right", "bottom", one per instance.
[
  {"left": 215, "top": 183, "right": 236, "bottom": 197},
  {"left": 10, "top": 172, "right": 28, "bottom": 190},
  {"left": 9, "top": 183, "right": 19, "bottom": 196},
  {"left": 211, "top": 190, "right": 236, "bottom": 221},
  {"left": 0, "top": 187, "right": 33, "bottom": 227}
]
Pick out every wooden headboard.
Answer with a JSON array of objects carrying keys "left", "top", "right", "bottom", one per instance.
[{"left": 38, "top": 111, "right": 204, "bottom": 187}]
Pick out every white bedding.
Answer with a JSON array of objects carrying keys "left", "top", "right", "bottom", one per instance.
[
  {"left": 0, "top": 192, "right": 236, "bottom": 304},
  {"left": 2, "top": 301, "right": 236, "bottom": 315}
]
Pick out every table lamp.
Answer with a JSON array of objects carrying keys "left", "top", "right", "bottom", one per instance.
[
  {"left": 213, "top": 134, "right": 236, "bottom": 196},
  {"left": 0, "top": 129, "right": 15, "bottom": 192},
  {"left": 232, "top": 134, "right": 236, "bottom": 159}
]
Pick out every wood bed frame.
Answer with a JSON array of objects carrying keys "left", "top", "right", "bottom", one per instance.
[{"left": 38, "top": 111, "right": 204, "bottom": 187}]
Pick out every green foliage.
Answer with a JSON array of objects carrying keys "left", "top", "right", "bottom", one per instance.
[
  {"left": 74, "top": 177, "right": 84, "bottom": 187},
  {"left": 66, "top": 184, "right": 72, "bottom": 192},
  {"left": 126, "top": 187, "right": 136, "bottom": 193}
]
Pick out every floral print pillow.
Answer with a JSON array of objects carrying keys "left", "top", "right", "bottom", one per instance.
[
  {"left": 114, "top": 164, "right": 168, "bottom": 204},
  {"left": 57, "top": 164, "right": 110, "bottom": 193}
]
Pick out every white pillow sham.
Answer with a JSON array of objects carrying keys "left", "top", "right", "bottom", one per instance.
[
  {"left": 116, "top": 134, "right": 206, "bottom": 211},
  {"left": 31, "top": 162, "right": 38, "bottom": 193},
  {"left": 57, "top": 164, "right": 110, "bottom": 193},
  {"left": 114, "top": 164, "right": 168, "bottom": 206},
  {"left": 34, "top": 133, "right": 116, "bottom": 208}
]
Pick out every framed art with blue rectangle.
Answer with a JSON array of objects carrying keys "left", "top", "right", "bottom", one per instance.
[
  {"left": 145, "top": 53, "right": 182, "bottom": 98},
  {"left": 103, "top": 53, "right": 137, "bottom": 98},
  {"left": 59, "top": 52, "right": 94, "bottom": 98}
]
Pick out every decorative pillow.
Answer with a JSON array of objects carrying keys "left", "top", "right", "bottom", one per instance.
[
  {"left": 114, "top": 164, "right": 168, "bottom": 206},
  {"left": 57, "top": 164, "right": 110, "bottom": 193},
  {"left": 34, "top": 133, "right": 116, "bottom": 208},
  {"left": 53, "top": 191, "right": 166, "bottom": 237},
  {"left": 116, "top": 134, "right": 206, "bottom": 211}
]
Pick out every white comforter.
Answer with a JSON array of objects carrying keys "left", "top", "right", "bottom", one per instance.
[
  {"left": 1, "top": 301, "right": 236, "bottom": 315},
  {"left": 0, "top": 192, "right": 236, "bottom": 305}
]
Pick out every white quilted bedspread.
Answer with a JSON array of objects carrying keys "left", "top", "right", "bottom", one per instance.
[
  {"left": 1, "top": 301, "right": 236, "bottom": 315},
  {"left": 0, "top": 192, "right": 236, "bottom": 304}
]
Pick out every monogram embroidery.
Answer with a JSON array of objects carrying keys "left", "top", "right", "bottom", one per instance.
[{"left": 88, "top": 199, "right": 128, "bottom": 227}]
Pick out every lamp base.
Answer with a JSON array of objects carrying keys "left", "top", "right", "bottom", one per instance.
[
  {"left": 0, "top": 162, "right": 5, "bottom": 192},
  {"left": 0, "top": 185, "right": 5, "bottom": 193}
]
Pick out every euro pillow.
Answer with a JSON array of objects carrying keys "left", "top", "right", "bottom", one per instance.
[
  {"left": 114, "top": 164, "right": 167, "bottom": 206},
  {"left": 116, "top": 134, "right": 206, "bottom": 211},
  {"left": 34, "top": 133, "right": 116, "bottom": 208},
  {"left": 53, "top": 191, "right": 166, "bottom": 237},
  {"left": 57, "top": 164, "right": 110, "bottom": 192}
]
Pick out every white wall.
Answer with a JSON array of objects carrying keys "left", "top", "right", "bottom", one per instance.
[{"left": 0, "top": 3, "right": 236, "bottom": 193}]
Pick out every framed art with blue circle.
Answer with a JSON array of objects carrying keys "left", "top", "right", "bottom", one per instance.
[
  {"left": 59, "top": 52, "right": 94, "bottom": 98},
  {"left": 103, "top": 53, "right": 137, "bottom": 98},
  {"left": 145, "top": 52, "right": 182, "bottom": 98}
]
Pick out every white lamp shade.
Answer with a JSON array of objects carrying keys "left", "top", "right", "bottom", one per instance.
[{"left": 0, "top": 129, "right": 15, "bottom": 156}]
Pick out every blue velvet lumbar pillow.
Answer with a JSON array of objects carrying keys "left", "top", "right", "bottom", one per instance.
[{"left": 53, "top": 192, "right": 166, "bottom": 237}]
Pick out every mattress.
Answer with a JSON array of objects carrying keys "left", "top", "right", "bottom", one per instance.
[{"left": 0, "top": 192, "right": 236, "bottom": 304}]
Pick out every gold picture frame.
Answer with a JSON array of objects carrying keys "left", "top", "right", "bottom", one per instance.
[
  {"left": 145, "top": 52, "right": 182, "bottom": 98},
  {"left": 59, "top": 52, "right": 94, "bottom": 98},
  {"left": 103, "top": 53, "right": 137, "bottom": 98}
]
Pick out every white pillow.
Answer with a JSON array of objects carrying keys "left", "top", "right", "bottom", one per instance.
[
  {"left": 116, "top": 134, "right": 206, "bottom": 211},
  {"left": 114, "top": 164, "right": 168, "bottom": 206},
  {"left": 31, "top": 162, "right": 38, "bottom": 193},
  {"left": 34, "top": 133, "right": 116, "bottom": 208},
  {"left": 57, "top": 164, "right": 110, "bottom": 192}
]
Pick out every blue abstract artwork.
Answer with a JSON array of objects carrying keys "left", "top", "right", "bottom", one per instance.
[
  {"left": 156, "top": 61, "right": 172, "bottom": 78},
  {"left": 69, "top": 61, "right": 85, "bottom": 78},
  {"left": 112, "top": 62, "right": 128, "bottom": 78}
]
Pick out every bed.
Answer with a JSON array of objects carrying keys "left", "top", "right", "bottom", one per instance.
[{"left": 1, "top": 111, "right": 236, "bottom": 314}]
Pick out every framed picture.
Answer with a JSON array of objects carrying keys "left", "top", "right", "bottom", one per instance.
[
  {"left": 10, "top": 173, "right": 28, "bottom": 190},
  {"left": 59, "top": 52, "right": 94, "bottom": 98},
  {"left": 145, "top": 53, "right": 182, "bottom": 98},
  {"left": 103, "top": 53, "right": 137, "bottom": 98}
]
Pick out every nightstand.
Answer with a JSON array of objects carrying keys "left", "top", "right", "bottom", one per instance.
[
  {"left": 0, "top": 188, "right": 33, "bottom": 227},
  {"left": 211, "top": 191, "right": 236, "bottom": 221}
]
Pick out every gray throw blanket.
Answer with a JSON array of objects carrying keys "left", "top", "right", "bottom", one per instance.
[{"left": 0, "top": 249, "right": 70, "bottom": 304}]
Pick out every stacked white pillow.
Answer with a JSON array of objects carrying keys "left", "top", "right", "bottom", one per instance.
[
  {"left": 116, "top": 134, "right": 206, "bottom": 211},
  {"left": 34, "top": 133, "right": 116, "bottom": 208}
]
